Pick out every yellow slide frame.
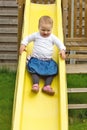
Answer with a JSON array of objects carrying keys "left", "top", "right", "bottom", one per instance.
[{"left": 12, "top": 0, "right": 68, "bottom": 130}]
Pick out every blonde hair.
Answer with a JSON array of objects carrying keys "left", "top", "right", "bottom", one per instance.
[{"left": 38, "top": 16, "right": 53, "bottom": 27}]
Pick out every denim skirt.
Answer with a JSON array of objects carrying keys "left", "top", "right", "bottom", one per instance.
[{"left": 27, "top": 57, "right": 58, "bottom": 76}]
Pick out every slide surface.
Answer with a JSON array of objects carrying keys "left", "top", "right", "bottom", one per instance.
[{"left": 12, "top": 0, "right": 68, "bottom": 130}]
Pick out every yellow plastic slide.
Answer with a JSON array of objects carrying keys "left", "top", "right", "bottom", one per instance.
[{"left": 12, "top": 0, "right": 68, "bottom": 130}]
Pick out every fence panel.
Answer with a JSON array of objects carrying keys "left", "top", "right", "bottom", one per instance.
[{"left": 62, "top": 0, "right": 87, "bottom": 66}]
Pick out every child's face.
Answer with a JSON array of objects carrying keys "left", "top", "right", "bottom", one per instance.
[{"left": 39, "top": 22, "right": 52, "bottom": 37}]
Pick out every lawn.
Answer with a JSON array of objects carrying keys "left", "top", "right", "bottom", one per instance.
[
  {"left": 67, "top": 74, "right": 87, "bottom": 130},
  {"left": 69, "top": 122, "right": 87, "bottom": 130},
  {"left": 0, "top": 69, "right": 16, "bottom": 130},
  {"left": 0, "top": 70, "right": 87, "bottom": 130}
]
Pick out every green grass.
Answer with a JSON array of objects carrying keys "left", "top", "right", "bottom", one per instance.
[
  {"left": 0, "top": 69, "right": 16, "bottom": 130},
  {"left": 67, "top": 74, "right": 87, "bottom": 130},
  {"left": 69, "top": 121, "right": 87, "bottom": 130},
  {"left": 67, "top": 74, "right": 87, "bottom": 88},
  {"left": 67, "top": 74, "right": 87, "bottom": 104},
  {"left": 0, "top": 70, "right": 87, "bottom": 130}
]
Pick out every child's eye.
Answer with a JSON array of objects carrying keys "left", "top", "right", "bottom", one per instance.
[
  {"left": 42, "top": 30, "right": 45, "bottom": 31},
  {"left": 41, "top": 29, "right": 50, "bottom": 32}
]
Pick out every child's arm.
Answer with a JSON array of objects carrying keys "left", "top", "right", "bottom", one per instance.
[
  {"left": 19, "top": 32, "right": 37, "bottom": 54},
  {"left": 52, "top": 34, "right": 66, "bottom": 59},
  {"left": 19, "top": 44, "right": 26, "bottom": 54},
  {"left": 60, "top": 49, "right": 66, "bottom": 59}
]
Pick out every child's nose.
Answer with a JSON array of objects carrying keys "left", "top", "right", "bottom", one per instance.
[{"left": 44, "top": 31, "right": 48, "bottom": 34}]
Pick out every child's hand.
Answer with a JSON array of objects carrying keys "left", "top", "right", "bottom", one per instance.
[
  {"left": 19, "top": 44, "right": 26, "bottom": 54},
  {"left": 60, "top": 50, "right": 66, "bottom": 59}
]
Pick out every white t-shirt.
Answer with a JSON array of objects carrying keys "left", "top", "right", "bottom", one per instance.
[{"left": 21, "top": 32, "right": 66, "bottom": 59}]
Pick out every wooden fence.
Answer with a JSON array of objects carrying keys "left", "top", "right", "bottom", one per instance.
[
  {"left": 62, "top": 0, "right": 87, "bottom": 73},
  {"left": 68, "top": 88, "right": 87, "bottom": 109},
  {"left": 0, "top": 0, "right": 18, "bottom": 70},
  {"left": 62, "top": 0, "right": 87, "bottom": 110}
]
